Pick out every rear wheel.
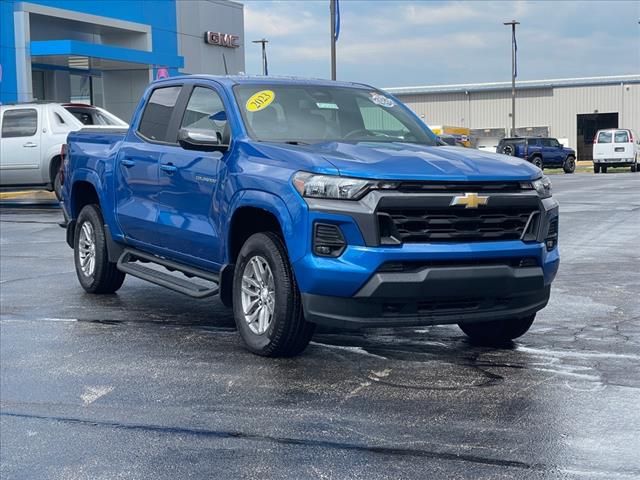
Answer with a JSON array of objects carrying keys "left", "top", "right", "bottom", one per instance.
[
  {"left": 53, "top": 168, "right": 63, "bottom": 200},
  {"left": 593, "top": 164, "right": 600, "bottom": 174},
  {"left": 74, "top": 205, "right": 125, "bottom": 294},
  {"left": 459, "top": 315, "right": 535, "bottom": 345},
  {"left": 601, "top": 166, "right": 608, "bottom": 174},
  {"left": 563, "top": 156, "right": 576, "bottom": 174},
  {"left": 233, "top": 232, "right": 315, "bottom": 357}
]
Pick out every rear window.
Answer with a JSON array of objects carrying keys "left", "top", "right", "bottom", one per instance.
[
  {"left": 1, "top": 109, "right": 38, "bottom": 138},
  {"left": 614, "top": 131, "right": 629, "bottom": 143},
  {"left": 597, "top": 131, "right": 612, "bottom": 143},
  {"left": 138, "top": 86, "right": 182, "bottom": 142}
]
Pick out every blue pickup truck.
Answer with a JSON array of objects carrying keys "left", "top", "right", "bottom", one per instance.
[
  {"left": 62, "top": 75, "right": 559, "bottom": 357},
  {"left": 497, "top": 137, "right": 577, "bottom": 173}
]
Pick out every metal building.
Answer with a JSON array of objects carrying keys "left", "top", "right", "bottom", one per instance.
[{"left": 385, "top": 75, "right": 640, "bottom": 160}]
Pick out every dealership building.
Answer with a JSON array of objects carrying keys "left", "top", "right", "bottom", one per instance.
[
  {"left": 0, "top": 0, "right": 244, "bottom": 121},
  {"left": 386, "top": 75, "right": 640, "bottom": 160}
]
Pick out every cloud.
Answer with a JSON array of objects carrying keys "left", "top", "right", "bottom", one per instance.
[
  {"left": 242, "top": 1, "right": 640, "bottom": 86},
  {"left": 244, "top": 3, "right": 322, "bottom": 37}
]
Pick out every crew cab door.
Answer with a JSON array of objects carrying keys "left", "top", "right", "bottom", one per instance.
[
  {"left": 115, "top": 85, "right": 182, "bottom": 245},
  {"left": 153, "top": 84, "right": 230, "bottom": 266},
  {"left": 0, "top": 107, "right": 42, "bottom": 186}
]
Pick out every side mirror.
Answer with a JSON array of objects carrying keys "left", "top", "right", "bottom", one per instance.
[{"left": 178, "top": 128, "right": 228, "bottom": 152}]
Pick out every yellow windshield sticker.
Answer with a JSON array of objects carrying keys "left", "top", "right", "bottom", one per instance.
[{"left": 246, "top": 90, "right": 275, "bottom": 112}]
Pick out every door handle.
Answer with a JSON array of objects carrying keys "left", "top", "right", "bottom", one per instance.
[
  {"left": 23, "top": 142, "right": 37, "bottom": 148},
  {"left": 121, "top": 159, "right": 136, "bottom": 168},
  {"left": 160, "top": 163, "right": 177, "bottom": 174}
]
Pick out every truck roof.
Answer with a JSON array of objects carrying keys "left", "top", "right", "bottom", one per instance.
[{"left": 150, "top": 74, "right": 372, "bottom": 90}]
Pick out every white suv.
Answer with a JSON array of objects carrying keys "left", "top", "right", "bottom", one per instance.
[
  {"left": 592, "top": 128, "right": 640, "bottom": 173},
  {"left": 0, "top": 103, "right": 126, "bottom": 198}
]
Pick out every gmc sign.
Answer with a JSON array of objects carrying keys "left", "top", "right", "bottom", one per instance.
[{"left": 204, "top": 32, "right": 240, "bottom": 48}]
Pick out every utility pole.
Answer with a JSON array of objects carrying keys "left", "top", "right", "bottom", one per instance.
[
  {"left": 330, "top": 0, "right": 337, "bottom": 80},
  {"left": 504, "top": 20, "right": 519, "bottom": 136},
  {"left": 252, "top": 39, "right": 269, "bottom": 76}
]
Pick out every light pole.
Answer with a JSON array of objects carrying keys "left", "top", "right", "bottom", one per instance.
[
  {"left": 330, "top": 0, "right": 337, "bottom": 80},
  {"left": 504, "top": 20, "right": 519, "bottom": 136},
  {"left": 252, "top": 39, "right": 269, "bottom": 76}
]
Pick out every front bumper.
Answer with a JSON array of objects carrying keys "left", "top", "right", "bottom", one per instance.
[
  {"left": 292, "top": 188, "right": 559, "bottom": 328},
  {"left": 302, "top": 262, "right": 550, "bottom": 328}
]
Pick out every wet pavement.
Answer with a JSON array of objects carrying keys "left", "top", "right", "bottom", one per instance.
[{"left": 1, "top": 173, "right": 639, "bottom": 479}]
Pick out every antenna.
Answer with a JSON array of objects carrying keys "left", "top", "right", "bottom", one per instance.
[{"left": 222, "top": 53, "right": 229, "bottom": 75}]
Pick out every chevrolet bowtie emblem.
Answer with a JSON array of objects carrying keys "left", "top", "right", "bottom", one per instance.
[{"left": 450, "top": 192, "right": 489, "bottom": 208}]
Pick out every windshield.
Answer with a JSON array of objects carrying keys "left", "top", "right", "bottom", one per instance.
[{"left": 233, "top": 84, "right": 438, "bottom": 146}]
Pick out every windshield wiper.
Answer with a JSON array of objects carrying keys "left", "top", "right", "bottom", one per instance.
[{"left": 283, "top": 141, "right": 310, "bottom": 145}]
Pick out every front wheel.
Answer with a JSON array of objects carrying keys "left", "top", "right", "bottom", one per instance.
[
  {"left": 74, "top": 205, "right": 125, "bottom": 294},
  {"left": 458, "top": 315, "right": 535, "bottom": 345},
  {"left": 594, "top": 164, "right": 600, "bottom": 174},
  {"left": 563, "top": 156, "right": 576, "bottom": 174},
  {"left": 233, "top": 232, "right": 315, "bottom": 357}
]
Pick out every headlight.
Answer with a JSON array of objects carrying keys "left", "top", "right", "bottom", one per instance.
[
  {"left": 292, "top": 172, "right": 397, "bottom": 200},
  {"left": 531, "top": 176, "right": 552, "bottom": 198}
]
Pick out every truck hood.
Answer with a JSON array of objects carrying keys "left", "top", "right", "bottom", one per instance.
[{"left": 255, "top": 141, "right": 541, "bottom": 181}]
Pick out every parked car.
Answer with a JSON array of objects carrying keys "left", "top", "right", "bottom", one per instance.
[
  {"left": 62, "top": 103, "right": 128, "bottom": 127},
  {"left": 0, "top": 102, "right": 127, "bottom": 199},
  {"left": 592, "top": 129, "right": 639, "bottom": 173},
  {"left": 437, "top": 133, "right": 466, "bottom": 147},
  {"left": 497, "top": 137, "right": 576, "bottom": 173},
  {"left": 62, "top": 75, "right": 559, "bottom": 357}
]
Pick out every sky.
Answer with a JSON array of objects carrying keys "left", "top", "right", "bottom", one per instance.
[{"left": 243, "top": 0, "right": 640, "bottom": 88}]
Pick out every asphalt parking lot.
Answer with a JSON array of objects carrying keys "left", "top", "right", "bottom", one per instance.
[{"left": 1, "top": 173, "right": 639, "bottom": 479}]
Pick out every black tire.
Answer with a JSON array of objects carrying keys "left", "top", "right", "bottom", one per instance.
[
  {"left": 531, "top": 156, "right": 543, "bottom": 169},
  {"left": 631, "top": 161, "right": 637, "bottom": 173},
  {"left": 74, "top": 205, "right": 125, "bottom": 294},
  {"left": 601, "top": 166, "right": 608, "bottom": 174},
  {"left": 53, "top": 168, "right": 63, "bottom": 201},
  {"left": 458, "top": 314, "right": 535, "bottom": 345},
  {"left": 232, "top": 232, "right": 315, "bottom": 357},
  {"left": 593, "top": 164, "right": 600, "bottom": 174},
  {"left": 563, "top": 156, "right": 576, "bottom": 174}
]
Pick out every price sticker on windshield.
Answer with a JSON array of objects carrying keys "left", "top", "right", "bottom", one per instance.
[
  {"left": 369, "top": 92, "right": 395, "bottom": 108},
  {"left": 246, "top": 90, "right": 275, "bottom": 112}
]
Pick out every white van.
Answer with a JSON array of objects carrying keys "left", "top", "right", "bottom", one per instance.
[{"left": 592, "top": 128, "right": 640, "bottom": 173}]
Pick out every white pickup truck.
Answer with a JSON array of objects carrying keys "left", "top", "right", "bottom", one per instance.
[{"left": 0, "top": 103, "right": 126, "bottom": 198}]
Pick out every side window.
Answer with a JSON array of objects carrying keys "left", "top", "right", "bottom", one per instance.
[
  {"left": 541, "top": 138, "right": 552, "bottom": 147},
  {"left": 180, "top": 86, "right": 228, "bottom": 143},
  {"left": 527, "top": 138, "right": 538, "bottom": 147},
  {"left": 1, "top": 109, "right": 38, "bottom": 138},
  {"left": 614, "top": 131, "right": 629, "bottom": 143},
  {"left": 597, "top": 131, "right": 612, "bottom": 143},
  {"left": 138, "top": 86, "right": 182, "bottom": 142}
]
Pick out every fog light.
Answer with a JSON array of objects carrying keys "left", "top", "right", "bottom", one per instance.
[{"left": 313, "top": 223, "right": 346, "bottom": 257}]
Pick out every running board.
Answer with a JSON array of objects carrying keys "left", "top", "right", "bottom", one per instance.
[{"left": 117, "top": 248, "right": 219, "bottom": 298}]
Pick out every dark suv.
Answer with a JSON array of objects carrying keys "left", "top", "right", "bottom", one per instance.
[{"left": 498, "top": 137, "right": 576, "bottom": 173}]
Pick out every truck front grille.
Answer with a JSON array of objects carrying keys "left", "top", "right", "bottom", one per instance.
[{"left": 378, "top": 206, "right": 539, "bottom": 244}]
